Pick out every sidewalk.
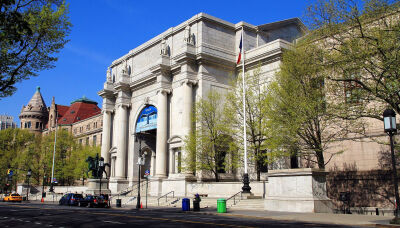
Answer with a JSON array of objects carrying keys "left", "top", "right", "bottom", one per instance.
[
  {"left": 216, "top": 208, "right": 397, "bottom": 227},
  {"left": 109, "top": 205, "right": 399, "bottom": 227},
  {"left": 30, "top": 200, "right": 399, "bottom": 227}
]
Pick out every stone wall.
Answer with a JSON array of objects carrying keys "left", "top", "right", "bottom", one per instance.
[{"left": 326, "top": 170, "right": 397, "bottom": 209}]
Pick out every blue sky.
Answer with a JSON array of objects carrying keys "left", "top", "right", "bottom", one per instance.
[{"left": 1, "top": 0, "right": 311, "bottom": 125}]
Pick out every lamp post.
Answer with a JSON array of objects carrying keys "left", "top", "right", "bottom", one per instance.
[
  {"left": 99, "top": 157, "right": 105, "bottom": 195},
  {"left": 42, "top": 165, "right": 47, "bottom": 200},
  {"left": 383, "top": 108, "right": 399, "bottom": 217},
  {"left": 26, "top": 169, "right": 32, "bottom": 201},
  {"left": 135, "top": 133, "right": 146, "bottom": 209}
]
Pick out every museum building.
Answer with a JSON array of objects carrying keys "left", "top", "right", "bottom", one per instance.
[{"left": 98, "top": 13, "right": 307, "bottom": 195}]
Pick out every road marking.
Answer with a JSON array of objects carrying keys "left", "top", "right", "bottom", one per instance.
[
  {"left": 103, "top": 220, "right": 125, "bottom": 224},
  {"left": 1, "top": 204, "right": 255, "bottom": 227},
  {"left": 93, "top": 212, "right": 254, "bottom": 228}
]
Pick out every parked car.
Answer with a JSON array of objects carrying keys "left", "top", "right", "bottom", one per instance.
[
  {"left": 3, "top": 193, "right": 22, "bottom": 202},
  {"left": 59, "top": 193, "right": 84, "bottom": 206},
  {"left": 81, "top": 195, "right": 109, "bottom": 208}
]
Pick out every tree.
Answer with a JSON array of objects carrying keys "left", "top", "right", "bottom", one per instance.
[
  {"left": 226, "top": 66, "right": 275, "bottom": 181},
  {"left": 266, "top": 43, "right": 354, "bottom": 169},
  {"left": 185, "top": 90, "right": 238, "bottom": 182},
  {"left": 0, "top": 128, "right": 35, "bottom": 191},
  {"left": 41, "top": 129, "right": 76, "bottom": 185},
  {"left": 71, "top": 145, "right": 99, "bottom": 185},
  {"left": 305, "top": 0, "right": 400, "bottom": 121},
  {"left": 0, "top": 0, "right": 71, "bottom": 98}
]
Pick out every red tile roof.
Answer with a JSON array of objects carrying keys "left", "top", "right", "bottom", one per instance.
[
  {"left": 56, "top": 105, "right": 69, "bottom": 118},
  {"left": 58, "top": 102, "right": 101, "bottom": 125}
]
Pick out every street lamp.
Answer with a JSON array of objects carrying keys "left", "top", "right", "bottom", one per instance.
[
  {"left": 42, "top": 165, "right": 47, "bottom": 200},
  {"left": 99, "top": 157, "right": 105, "bottom": 195},
  {"left": 383, "top": 108, "right": 399, "bottom": 218},
  {"left": 135, "top": 133, "right": 146, "bottom": 209},
  {"left": 26, "top": 169, "right": 32, "bottom": 201}
]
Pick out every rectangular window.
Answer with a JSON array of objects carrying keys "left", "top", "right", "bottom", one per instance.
[
  {"left": 93, "top": 135, "right": 97, "bottom": 147},
  {"left": 86, "top": 137, "right": 89, "bottom": 146},
  {"left": 344, "top": 74, "right": 362, "bottom": 103},
  {"left": 79, "top": 139, "right": 83, "bottom": 145},
  {"left": 27, "top": 122, "right": 31, "bottom": 128},
  {"left": 36, "top": 122, "right": 39, "bottom": 129}
]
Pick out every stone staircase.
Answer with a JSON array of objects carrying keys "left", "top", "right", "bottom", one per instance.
[{"left": 229, "top": 198, "right": 265, "bottom": 211}]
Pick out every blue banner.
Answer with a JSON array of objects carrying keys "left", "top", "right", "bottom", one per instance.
[{"left": 136, "top": 105, "right": 157, "bottom": 133}]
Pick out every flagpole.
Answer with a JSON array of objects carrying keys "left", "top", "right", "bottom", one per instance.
[
  {"left": 241, "top": 26, "right": 251, "bottom": 194},
  {"left": 49, "top": 111, "right": 58, "bottom": 192}
]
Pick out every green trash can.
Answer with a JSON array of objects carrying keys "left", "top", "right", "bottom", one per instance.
[{"left": 217, "top": 198, "right": 226, "bottom": 213}]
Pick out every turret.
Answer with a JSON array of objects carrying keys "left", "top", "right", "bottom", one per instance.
[{"left": 19, "top": 87, "right": 48, "bottom": 134}]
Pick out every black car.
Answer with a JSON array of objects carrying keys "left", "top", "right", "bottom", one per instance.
[
  {"left": 80, "top": 195, "right": 109, "bottom": 208},
  {"left": 59, "top": 193, "right": 84, "bottom": 206}
]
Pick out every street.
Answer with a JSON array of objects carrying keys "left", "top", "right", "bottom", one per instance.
[{"left": 0, "top": 202, "right": 363, "bottom": 228}]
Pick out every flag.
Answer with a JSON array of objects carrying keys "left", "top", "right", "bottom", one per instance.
[{"left": 237, "top": 33, "right": 242, "bottom": 64}]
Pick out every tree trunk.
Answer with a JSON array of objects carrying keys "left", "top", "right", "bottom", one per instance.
[
  {"left": 214, "top": 171, "right": 219, "bottom": 182},
  {"left": 316, "top": 149, "right": 325, "bottom": 169}
]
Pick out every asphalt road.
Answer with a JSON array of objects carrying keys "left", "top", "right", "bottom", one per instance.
[{"left": 0, "top": 202, "right": 363, "bottom": 228}]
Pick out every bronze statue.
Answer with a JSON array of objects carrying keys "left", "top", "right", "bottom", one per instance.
[{"left": 86, "top": 154, "right": 110, "bottom": 179}]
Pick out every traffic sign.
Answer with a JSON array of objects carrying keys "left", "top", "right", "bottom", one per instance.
[{"left": 144, "top": 170, "right": 150, "bottom": 175}]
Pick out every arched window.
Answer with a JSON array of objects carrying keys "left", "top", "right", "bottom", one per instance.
[{"left": 136, "top": 105, "right": 157, "bottom": 133}]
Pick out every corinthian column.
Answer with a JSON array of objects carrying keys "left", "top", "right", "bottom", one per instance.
[
  {"left": 101, "top": 110, "right": 112, "bottom": 173},
  {"left": 155, "top": 89, "right": 169, "bottom": 178},
  {"left": 115, "top": 104, "right": 128, "bottom": 178},
  {"left": 181, "top": 80, "right": 196, "bottom": 175},
  {"left": 182, "top": 80, "right": 196, "bottom": 134}
]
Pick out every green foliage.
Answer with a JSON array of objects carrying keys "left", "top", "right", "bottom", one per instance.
[
  {"left": 0, "top": 128, "right": 98, "bottom": 189},
  {"left": 305, "top": 0, "right": 400, "bottom": 118},
  {"left": 266, "top": 43, "right": 351, "bottom": 169},
  {"left": 0, "top": 0, "right": 71, "bottom": 98},
  {"left": 226, "top": 66, "right": 283, "bottom": 180},
  {"left": 0, "top": 128, "right": 35, "bottom": 189},
  {"left": 185, "top": 90, "right": 238, "bottom": 182}
]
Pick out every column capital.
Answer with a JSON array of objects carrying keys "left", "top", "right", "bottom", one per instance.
[
  {"left": 181, "top": 79, "right": 198, "bottom": 87},
  {"left": 116, "top": 103, "right": 130, "bottom": 109},
  {"left": 102, "top": 109, "right": 114, "bottom": 114},
  {"left": 157, "top": 89, "right": 171, "bottom": 95}
]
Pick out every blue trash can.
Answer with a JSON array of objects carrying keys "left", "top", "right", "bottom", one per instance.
[{"left": 182, "top": 198, "right": 190, "bottom": 211}]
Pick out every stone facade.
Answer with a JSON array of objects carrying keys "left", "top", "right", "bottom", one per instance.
[
  {"left": 20, "top": 89, "right": 102, "bottom": 145},
  {"left": 19, "top": 87, "right": 48, "bottom": 135},
  {"left": 98, "top": 13, "right": 306, "bottom": 194},
  {"left": 72, "top": 114, "right": 103, "bottom": 147}
]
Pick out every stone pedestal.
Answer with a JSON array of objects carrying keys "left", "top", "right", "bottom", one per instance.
[
  {"left": 168, "top": 173, "right": 196, "bottom": 181},
  {"left": 85, "top": 179, "right": 111, "bottom": 195},
  {"left": 264, "top": 168, "right": 333, "bottom": 213},
  {"left": 107, "top": 178, "right": 129, "bottom": 194}
]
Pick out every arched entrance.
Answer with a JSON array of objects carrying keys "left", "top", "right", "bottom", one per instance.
[{"left": 135, "top": 105, "right": 157, "bottom": 177}]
